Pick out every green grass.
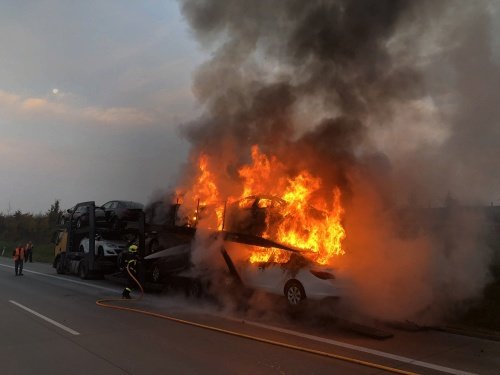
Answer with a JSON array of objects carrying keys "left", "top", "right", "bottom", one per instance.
[{"left": 0, "top": 241, "right": 54, "bottom": 264}]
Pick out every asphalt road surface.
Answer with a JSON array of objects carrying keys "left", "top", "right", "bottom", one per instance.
[{"left": 0, "top": 259, "right": 498, "bottom": 375}]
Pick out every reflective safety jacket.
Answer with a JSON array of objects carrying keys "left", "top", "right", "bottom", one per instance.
[{"left": 13, "top": 247, "right": 25, "bottom": 261}]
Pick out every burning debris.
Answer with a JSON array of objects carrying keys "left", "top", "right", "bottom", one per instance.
[{"left": 165, "top": 0, "right": 497, "bottom": 323}]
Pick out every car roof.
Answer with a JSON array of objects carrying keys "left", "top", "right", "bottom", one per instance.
[{"left": 103, "top": 200, "right": 144, "bottom": 207}]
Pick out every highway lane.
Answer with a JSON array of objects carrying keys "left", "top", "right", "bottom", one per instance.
[
  {"left": 0, "top": 259, "right": 498, "bottom": 374},
  {"left": 0, "top": 260, "right": 381, "bottom": 375}
]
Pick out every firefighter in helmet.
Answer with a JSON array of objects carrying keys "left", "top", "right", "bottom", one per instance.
[
  {"left": 126, "top": 244, "right": 139, "bottom": 275},
  {"left": 121, "top": 244, "right": 139, "bottom": 299}
]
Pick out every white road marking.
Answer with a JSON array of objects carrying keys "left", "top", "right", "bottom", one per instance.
[
  {"left": 223, "top": 318, "right": 476, "bottom": 375},
  {"left": 0, "top": 263, "right": 120, "bottom": 293},
  {"left": 9, "top": 300, "right": 80, "bottom": 336}
]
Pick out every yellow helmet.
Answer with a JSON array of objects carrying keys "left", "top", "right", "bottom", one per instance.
[{"left": 129, "top": 244, "right": 138, "bottom": 253}]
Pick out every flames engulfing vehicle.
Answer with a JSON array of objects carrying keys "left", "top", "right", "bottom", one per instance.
[
  {"left": 139, "top": 195, "right": 348, "bottom": 306},
  {"left": 224, "top": 195, "right": 287, "bottom": 237},
  {"left": 178, "top": 146, "right": 346, "bottom": 267},
  {"left": 225, "top": 195, "right": 329, "bottom": 241},
  {"left": 164, "top": 144, "right": 349, "bottom": 305}
]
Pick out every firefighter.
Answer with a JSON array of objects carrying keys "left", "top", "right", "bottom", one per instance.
[
  {"left": 122, "top": 287, "right": 132, "bottom": 299},
  {"left": 25, "top": 241, "right": 34, "bottom": 263},
  {"left": 13, "top": 245, "right": 25, "bottom": 276},
  {"left": 121, "top": 244, "right": 139, "bottom": 298},
  {"left": 125, "top": 244, "right": 139, "bottom": 277}
]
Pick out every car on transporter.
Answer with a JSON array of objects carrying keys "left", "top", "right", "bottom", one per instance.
[
  {"left": 79, "top": 235, "right": 129, "bottom": 257},
  {"left": 101, "top": 200, "right": 144, "bottom": 229},
  {"left": 142, "top": 243, "right": 192, "bottom": 283},
  {"left": 60, "top": 205, "right": 106, "bottom": 228},
  {"left": 236, "top": 253, "right": 346, "bottom": 306}
]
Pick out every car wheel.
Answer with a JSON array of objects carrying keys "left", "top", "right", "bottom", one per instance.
[
  {"left": 78, "top": 261, "right": 89, "bottom": 280},
  {"left": 97, "top": 246, "right": 104, "bottom": 257},
  {"left": 284, "top": 280, "right": 306, "bottom": 306},
  {"left": 56, "top": 255, "right": 65, "bottom": 274},
  {"left": 152, "top": 264, "right": 161, "bottom": 283}
]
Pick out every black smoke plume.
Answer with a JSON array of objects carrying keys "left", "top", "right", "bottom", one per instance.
[{"left": 176, "top": 0, "right": 496, "bottom": 322}]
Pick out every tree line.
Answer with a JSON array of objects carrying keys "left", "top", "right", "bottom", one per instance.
[{"left": 0, "top": 200, "right": 62, "bottom": 246}]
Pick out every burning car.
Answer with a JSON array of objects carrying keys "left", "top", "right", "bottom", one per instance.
[
  {"left": 224, "top": 195, "right": 286, "bottom": 236},
  {"left": 224, "top": 195, "right": 329, "bottom": 242},
  {"left": 237, "top": 251, "right": 345, "bottom": 306}
]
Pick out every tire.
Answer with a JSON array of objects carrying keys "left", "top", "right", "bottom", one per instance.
[
  {"left": 97, "top": 246, "right": 104, "bottom": 257},
  {"left": 284, "top": 280, "right": 306, "bottom": 306},
  {"left": 56, "top": 255, "right": 65, "bottom": 274},
  {"left": 78, "top": 260, "right": 89, "bottom": 280}
]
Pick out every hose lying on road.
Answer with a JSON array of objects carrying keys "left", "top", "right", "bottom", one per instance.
[{"left": 96, "top": 265, "right": 417, "bottom": 375}]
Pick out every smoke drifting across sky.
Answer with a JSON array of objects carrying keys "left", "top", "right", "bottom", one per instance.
[
  {"left": 178, "top": 0, "right": 500, "bottom": 205},
  {"left": 177, "top": 0, "right": 498, "bottom": 322}
]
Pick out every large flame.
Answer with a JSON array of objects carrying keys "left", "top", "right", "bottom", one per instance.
[
  {"left": 183, "top": 145, "right": 346, "bottom": 266},
  {"left": 177, "top": 153, "right": 224, "bottom": 229},
  {"left": 238, "top": 146, "right": 346, "bottom": 265}
]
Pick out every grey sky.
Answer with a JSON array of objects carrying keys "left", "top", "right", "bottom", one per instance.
[
  {"left": 2, "top": 1, "right": 500, "bottom": 214},
  {"left": 0, "top": 0, "right": 205, "bottom": 213}
]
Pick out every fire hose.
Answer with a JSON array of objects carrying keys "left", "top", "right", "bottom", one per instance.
[{"left": 96, "top": 264, "right": 417, "bottom": 375}]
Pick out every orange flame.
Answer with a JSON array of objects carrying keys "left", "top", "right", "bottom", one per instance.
[
  {"left": 237, "top": 146, "right": 346, "bottom": 265},
  {"left": 180, "top": 154, "right": 224, "bottom": 229},
  {"left": 184, "top": 146, "right": 346, "bottom": 265},
  {"left": 249, "top": 247, "right": 292, "bottom": 264}
]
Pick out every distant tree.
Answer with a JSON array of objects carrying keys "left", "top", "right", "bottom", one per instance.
[
  {"left": 47, "top": 199, "right": 62, "bottom": 226},
  {"left": 0, "top": 200, "right": 63, "bottom": 248}
]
